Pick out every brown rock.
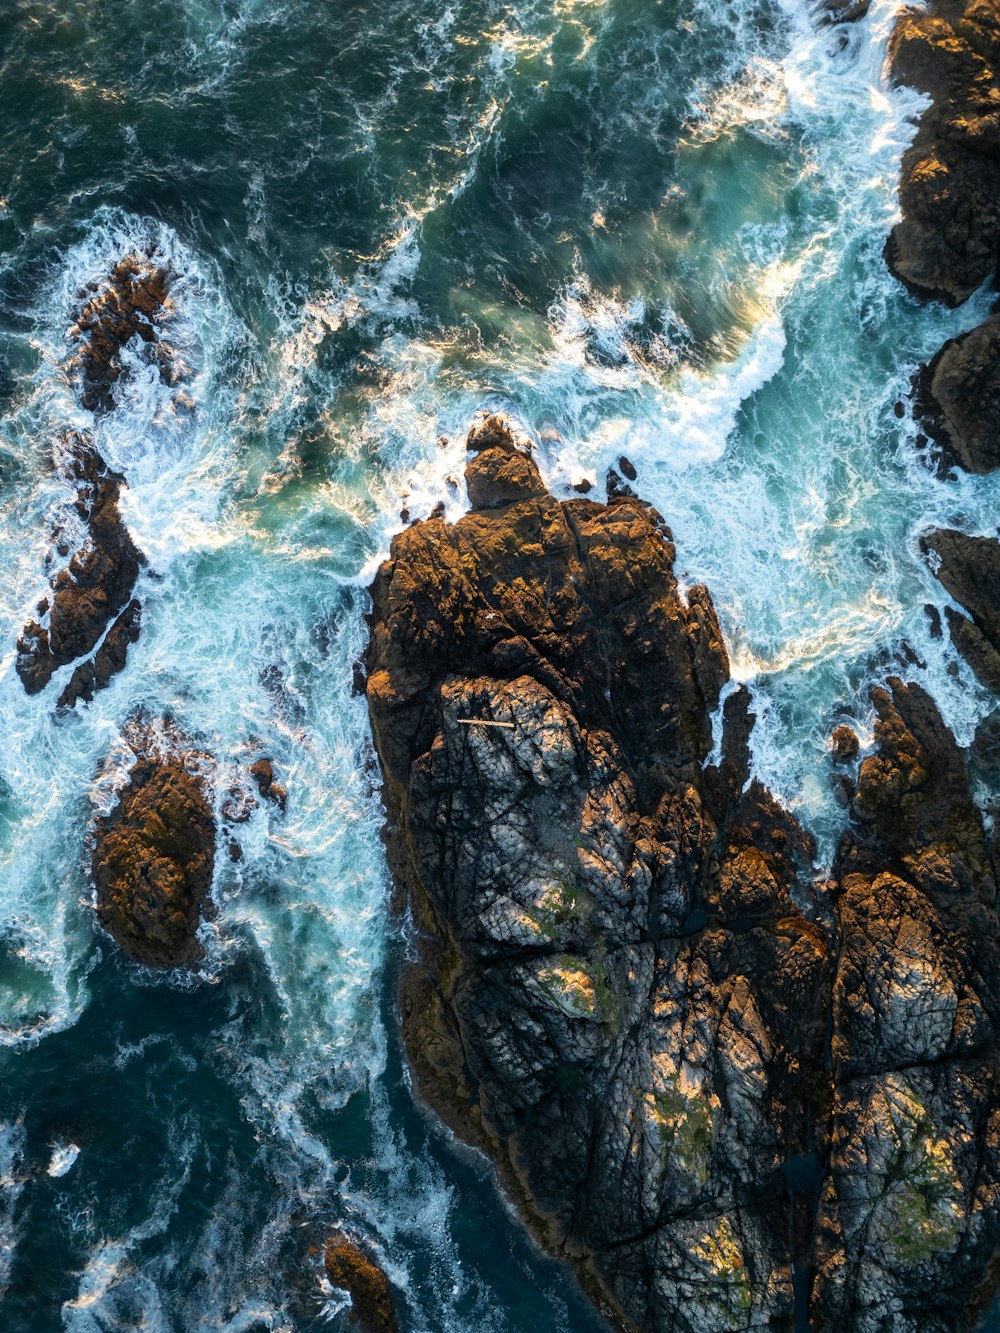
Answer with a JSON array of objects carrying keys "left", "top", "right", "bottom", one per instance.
[
  {"left": 831, "top": 724, "right": 860, "bottom": 763},
  {"left": 71, "top": 254, "right": 173, "bottom": 414},
  {"left": 324, "top": 1233, "right": 399, "bottom": 1333},
  {"left": 92, "top": 729, "right": 216, "bottom": 967},
  {"left": 250, "top": 758, "right": 287, "bottom": 813},
  {"left": 885, "top": 0, "right": 1000, "bottom": 305},
  {"left": 16, "top": 435, "right": 143, "bottom": 702}
]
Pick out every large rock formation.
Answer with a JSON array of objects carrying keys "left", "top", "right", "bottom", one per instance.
[
  {"left": 92, "top": 726, "right": 216, "bottom": 967},
  {"left": 16, "top": 434, "right": 143, "bottom": 707},
  {"left": 364, "top": 419, "right": 1000, "bottom": 1329},
  {"left": 814, "top": 679, "right": 1000, "bottom": 1331},
  {"left": 886, "top": 0, "right": 1000, "bottom": 307}
]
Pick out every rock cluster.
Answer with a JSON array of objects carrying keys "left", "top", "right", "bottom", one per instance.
[
  {"left": 16, "top": 434, "right": 143, "bottom": 708},
  {"left": 364, "top": 422, "right": 1000, "bottom": 1332},
  {"left": 92, "top": 726, "right": 216, "bottom": 968},
  {"left": 70, "top": 252, "right": 174, "bottom": 413},
  {"left": 886, "top": 0, "right": 1000, "bottom": 702},
  {"left": 15, "top": 251, "right": 186, "bottom": 708}
]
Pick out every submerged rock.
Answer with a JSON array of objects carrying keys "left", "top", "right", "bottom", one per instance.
[
  {"left": 885, "top": 0, "right": 1000, "bottom": 306},
  {"left": 71, "top": 253, "right": 174, "bottom": 414},
  {"left": 365, "top": 418, "right": 1000, "bottom": 1331},
  {"left": 92, "top": 728, "right": 216, "bottom": 967},
  {"left": 324, "top": 1233, "right": 399, "bottom": 1333},
  {"left": 16, "top": 435, "right": 143, "bottom": 705}
]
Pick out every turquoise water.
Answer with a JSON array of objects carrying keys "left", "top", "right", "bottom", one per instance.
[{"left": 1, "top": 0, "right": 999, "bottom": 1328}]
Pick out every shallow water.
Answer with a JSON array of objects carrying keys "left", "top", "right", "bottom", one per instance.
[{"left": 1, "top": 0, "right": 999, "bottom": 1328}]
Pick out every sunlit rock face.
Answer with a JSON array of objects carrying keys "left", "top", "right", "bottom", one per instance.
[
  {"left": 91, "top": 722, "right": 216, "bottom": 969},
  {"left": 365, "top": 419, "right": 1000, "bottom": 1330}
]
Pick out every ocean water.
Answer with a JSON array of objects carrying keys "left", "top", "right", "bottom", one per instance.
[{"left": 0, "top": 0, "right": 998, "bottom": 1328}]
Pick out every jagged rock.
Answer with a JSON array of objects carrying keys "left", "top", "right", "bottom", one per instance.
[
  {"left": 366, "top": 420, "right": 830, "bottom": 1332},
  {"left": 71, "top": 253, "right": 173, "bottom": 413},
  {"left": 885, "top": 0, "right": 1000, "bottom": 306},
  {"left": 921, "top": 528, "right": 1000, "bottom": 691},
  {"left": 92, "top": 728, "right": 216, "bottom": 967},
  {"left": 914, "top": 314, "right": 1000, "bottom": 472},
  {"left": 324, "top": 1233, "right": 399, "bottom": 1333},
  {"left": 365, "top": 419, "right": 1000, "bottom": 1329},
  {"left": 815, "top": 679, "right": 1000, "bottom": 1331},
  {"left": 16, "top": 435, "right": 143, "bottom": 703}
]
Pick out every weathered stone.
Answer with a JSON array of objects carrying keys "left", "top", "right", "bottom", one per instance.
[
  {"left": 831, "top": 724, "right": 860, "bottom": 763},
  {"left": 365, "top": 421, "right": 1000, "bottom": 1330},
  {"left": 915, "top": 313, "right": 1000, "bottom": 472},
  {"left": 92, "top": 728, "right": 216, "bottom": 967},
  {"left": 249, "top": 758, "right": 287, "bottom": 813},
  {"left": 885, "top": 0, "right": 1000, "bottom": 306},
  {"left": 16, "top": 435, "right": 143, "bottom": 703},
  {"left": 921, "top": 528, "right": 1000, "bottom": 691},
  {"left": 324, "top": 1233, "right": 399, "bottom": 1333},
  {"left": 70, "top": 253, "right": 174, "bottom": 414}
]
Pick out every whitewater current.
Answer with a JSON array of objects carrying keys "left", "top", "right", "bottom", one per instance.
[{"left": 0, "top": 0, "right": 998, "bottom": 1328}]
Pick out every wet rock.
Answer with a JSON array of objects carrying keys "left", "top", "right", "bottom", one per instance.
[
  {"left": 323, "top": 1233, "right": 399, "bottom": 1333},
  {"left": 250, "top": 758, "right": 287, "bottom": 813},
  {"left": 365, "top": 419, "right": 1000, "bottom": 1330},
  {"left": 16, "top": 435, "right": 144, "bottom": 702},
  {"left": 70, "top": 253, "right": 174, "bottom": 414},
  {"left": 92, "top": 728, "right": 216, "bottom": 967},
  {"left": 831, "top": 724, "right": 860, "bottom": 763},
  {"left": 921, "top": 528, "right": 1000, "bottom": 691},
  {"left": 814, "top": 678, "right": 1000, "bottom": 1330},
  {"left": 366, "top": 420, "right": 830, "bottom": 1331},
  {"left": 819, "top": 0, "right": 872, "bottom": 22},
  {"left": 885, "top": 0, "right": 1000, "bottom": 305},
  {"left": 914, "top": 313, "right": 1000, "bottom": 472}
]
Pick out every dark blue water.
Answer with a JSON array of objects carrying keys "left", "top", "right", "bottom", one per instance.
[{"left": 2, "top": 0, "right": 1000, "bottom": 1328}]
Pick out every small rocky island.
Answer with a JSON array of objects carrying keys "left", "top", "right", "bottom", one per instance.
[{"left": 364, "top": 419, "right": 1000, "bottom": 1331}]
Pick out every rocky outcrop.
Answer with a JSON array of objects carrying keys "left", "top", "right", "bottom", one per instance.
[
  {"left": 71, "top": 253, "right": 174, "bottom": 414},
  {"left": 815, "top": 679, "right": 1000, "bottom": 1331},
  {"left": 16, "top": 435, "right": 143, "bottom": 707},
  {"left": 92, "top": 726, "right": 216, "bottom": 967},
  {"left": 364, "top": 419, "right": 1000, "bottom": 1331},
  {"left": 886, "top": 0, "right": 1000, "bottom": 307},
  {"left": 324, "top": 1233, "right": 400, "bottom": 1333},
  {"left": 914, "top": 314, "right": 1000, "bottom": 473},
  {"left": 920, "top": 529, "right": 1000, "bottom": 693}
]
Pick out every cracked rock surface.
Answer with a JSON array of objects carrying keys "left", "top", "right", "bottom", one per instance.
[{"left": 364, "top": 420, "right": 1000, "bottom": 1330}]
